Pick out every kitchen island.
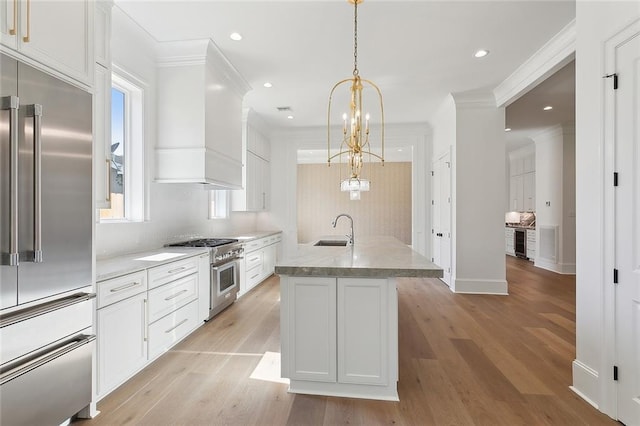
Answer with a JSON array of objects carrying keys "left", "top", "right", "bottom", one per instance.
[{"left": 275, "top": 236, "right": 443, "bottom": 401}]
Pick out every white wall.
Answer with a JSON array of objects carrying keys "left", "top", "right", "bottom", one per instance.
[
  {"left": 96, "top": 7, "right": 257, "bottom": 258},
  {"left": 453, "top": 93, "right": 507, "bottom": 294},
  {"left": 573, "top": 0, "right": 640, "bottom": 415},
  {"left": 266, "top": 124, "right": 431, "bottom": 258}
]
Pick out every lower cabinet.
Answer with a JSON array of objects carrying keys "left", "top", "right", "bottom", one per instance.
[
  {"left": 96, "top": 254, "right": 208, "bottom": 400},
  {"left": 282, "top": 275, "right": 397, "bottom": 399},
  {"left": 96, "top": 273, "right": 148, "bottom": 398},
  {"left": 240, "top": 233, "right": 281, "bottom": 296},
  {"left": 526, "top": 229, "right": 536, "bottom": 260},
  {"left": 505, "top": 227, "right": 515, "bottom": 256}
]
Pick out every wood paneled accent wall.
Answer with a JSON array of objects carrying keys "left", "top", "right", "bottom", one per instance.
[{"left": 297, "top": 162, "right": 412, "bottom": 244}]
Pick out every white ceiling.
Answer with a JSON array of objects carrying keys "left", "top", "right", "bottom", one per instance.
[{"left": 115, "top": 0, "right": 576, "bottom": 139}]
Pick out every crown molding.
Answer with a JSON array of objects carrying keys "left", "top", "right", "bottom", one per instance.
[{"left": 494, "top": 19, "right": 576, "bottom": 107}]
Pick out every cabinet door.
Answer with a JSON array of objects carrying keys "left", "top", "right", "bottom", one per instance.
[
  {"left": 17, "top": 0, "right": 92, "bottom": 85},
  {"left": 523, "top": 172, "right": 535, "bottom": 212},
  {"left": 0, "top": 0, "right": 19, "bottom": 48},
  {"left": 97, "top": 292, "right": 148, "bottom": 398},
  {"left": 94, "top": 64, "right": 111, "bottom": 209},
  {"left": 287, "top": 277, "right": 337, "bottom": 382},
  {"left": 337, "top": 278, "right": 389, "bottom": 385}
]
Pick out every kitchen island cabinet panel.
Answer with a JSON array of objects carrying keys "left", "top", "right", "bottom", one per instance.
[
  {"left": 338, "top": 278, "right": 392, "bottom": 386},
  {"left": 286, "top": 277, "right": 337, "bottom": 383}
]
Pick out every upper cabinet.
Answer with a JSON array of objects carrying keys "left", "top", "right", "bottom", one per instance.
[
  {"left": 233, "top": 109, "right": 271, "bottom": 212},
  {"left": 0, "top": 0, "right": 93, "bottom": 86},
  {"left": 155, "top": 39, "right": 251, "bottom": 189},
  {"left": 93, "top": 0, "right": 113, "bottom": 210},
  {"left": 508, "top": 148, "right": 535, "bottom": 212}
]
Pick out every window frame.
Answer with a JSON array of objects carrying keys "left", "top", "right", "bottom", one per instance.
[{"left": 99, "top": 65, "right": 145, "bottom": 223}]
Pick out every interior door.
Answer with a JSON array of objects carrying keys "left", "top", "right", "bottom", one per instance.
[
  {"left": 431, "top": 151, "right": 451, "bottom": 286},
  {"left": 614, "top": 29, "right": 640, "bottom": 425}
]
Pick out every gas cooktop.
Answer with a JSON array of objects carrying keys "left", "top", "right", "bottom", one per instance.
[{"left": 166, "top": 238, "right": 239, "bottom": 248}]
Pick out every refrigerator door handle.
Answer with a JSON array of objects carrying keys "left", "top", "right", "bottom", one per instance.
[
  {"left": 1, "top": 96, "right": 19, "bottom": 267},
  {"left": 24, "top": 104, "right": 43, "bottom": 263}
]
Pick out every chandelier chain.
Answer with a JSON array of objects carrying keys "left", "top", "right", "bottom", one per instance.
[{"left": 353, "top": 0, "right": 358, "bottom": 76}]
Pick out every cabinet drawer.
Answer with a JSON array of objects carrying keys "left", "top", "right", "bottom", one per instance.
[
  {"left": 244, "top": 239, "right": 263, "bottom": 253},
  {"left": 148, "top": 300, "right": 198, "bottom": 360},
  {"left": 147, "top": 257, "right": 199, "bottom": 290},
  {"left": 245, "top": 250, "right": 263, "bottom": 271},
  {"left": 526, "top": 230, "right": 536, "bottom": 242},
  {"left": 247, "top": 264, "right": 264, "bottom": 289},
  {"left": 97, "top": 271, "right": 147, "bottom": 308},
  {"left": 148, "top": 273, "right": 198, "bottom": 324}
]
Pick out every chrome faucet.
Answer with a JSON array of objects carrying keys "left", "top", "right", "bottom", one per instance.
[{"left": 332, "top": 214, "right": 354, "bottom": 245}]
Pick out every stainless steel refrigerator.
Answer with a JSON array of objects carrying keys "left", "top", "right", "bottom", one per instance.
[{"left": 1, "top": 53, "right": 95, "bottom": 425}]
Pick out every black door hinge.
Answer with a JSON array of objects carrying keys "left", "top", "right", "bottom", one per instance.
[
  {"left": 604, "top": 73, "right": 618, "bottom": 90},
  {"left": 614, "top": 365, "right": 618, "bottom": 381},
  {"left": 431, "top": 171, "right": 434, "bottom": 176},
  {"left": 614, "top": 269, "right": 619, "bottom": 284},
  {"left": 614, "top": 172, "right": 619, "bottom": 187}
]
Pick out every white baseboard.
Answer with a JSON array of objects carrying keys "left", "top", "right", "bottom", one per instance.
[
  {"left": 572, "top": 359, "right": 600, "bottom": 409},
  {"left": 534, "top": 258, "right": 576, "bottom": 275},
  {"left": 453, "top": 278, "right": 508, "bottom": 295}
]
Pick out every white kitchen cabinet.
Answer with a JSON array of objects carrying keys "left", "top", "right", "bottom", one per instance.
[
  {"left": 239, "top": 234, "right": 281, "bottom": 296},
  {"left": 523, "top": 172, "right": 535, "bottom": 212},
  {"left": 96, "top": 253, "right": 208, "bottom": 400},
  {"left": 526, "top": 229, "right": 536, "bottom": 260},
  {"left": 337, "top": 278, "right": 388, "bottom": 385},
  {"left": 197, "top": 253, "right": 210, "bottom": 323},
  {"left": 281, "top": 275, "right": 398, "bottom": 399},
  {"left": 505, "top": 227, "right": 515, "bottom": 256},
  {"left": 509, "top": 172, "right": 535, "bottom": 212},
  {"left": 96, "top": 272, "right": 148, "bottom": 399},
  {"left": 93, "top": 64, "right": 111, "bottom": 210},
  {"left": 286, "top": 276, "right": 337, "bottom": 382},
  {"left": 0, "top": 0, "right": 93, "bottom": 86},
  {"left": 233, "top": 118, "right": 271, "bottom": 212},
  {"left": 155, "top": 39, "right": 250, "bottom": 188}
]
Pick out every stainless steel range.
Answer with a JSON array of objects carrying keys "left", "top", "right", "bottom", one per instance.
[{"left": 167, "top": 238, "right": 243, "bottom": 320}]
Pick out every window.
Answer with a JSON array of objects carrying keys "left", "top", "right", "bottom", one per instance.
[
  {"left": 99, "top": 67, "right": 145, "bottom": 222},
  {"left": 209, "top": 190, "right": 230, "bottom": 219}
]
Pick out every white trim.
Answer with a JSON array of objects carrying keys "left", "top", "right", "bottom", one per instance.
[
  {"left": 494, "top": 20, "right": 576, "bottom": 107},
  {"left": 534, "top": 259, "right": 576, "bottom": 275},
  {"left": 571, "top": 360, "right": 600, "bottom": 410},
  {"left": 452, "top": 278, "right": 508, "bottom": 295}
]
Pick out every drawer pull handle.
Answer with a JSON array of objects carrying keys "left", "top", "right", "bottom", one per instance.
[
  {"left": 110, "top": 281, "right": 140, "bottom": 293},
  {"left": 168, "top": 266, "right": 187, "bottom": 274},
  {"left": 249, "top": 257, "right": 259, "bottom": 262},
  {"left": 250, "top": 273, "right": 260, "bottom": 280},
  {"left": 164, "top": 289, "right": 188, "bottom": 301},
  {"left": 165, "top": 318, "right": 188, "bottom": 334}
]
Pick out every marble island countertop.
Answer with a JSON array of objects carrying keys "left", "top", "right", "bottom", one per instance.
[{"left": 275, "top": 235, "right": 443, "bottom": 278}]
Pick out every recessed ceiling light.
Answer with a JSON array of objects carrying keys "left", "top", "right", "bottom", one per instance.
[
  {"left": 543, "top": 106, "right": 553, "bottom": 111},
  {"left": 263, "top": 82, "right": 273, "bottom": 88},
  {"left": 287, "top": 115, "right": 294, "bottom": 120},
  {"left": 474, "top": 49, "right": 489, "bottom": 58},
  {"left": 229, "top": 32, "right": 242, "bottom": 41},
  {"left": 505, "top": 128, "right": 511, "bottom": 132}
]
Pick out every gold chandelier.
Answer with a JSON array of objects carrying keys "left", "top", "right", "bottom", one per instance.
[{"left": 327, "top": 0, "right": 384, "bottom": 200}]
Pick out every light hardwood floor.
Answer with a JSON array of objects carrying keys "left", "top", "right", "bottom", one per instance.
[{"left": 76, "top": 256, "right": 616, "bottom": 425}]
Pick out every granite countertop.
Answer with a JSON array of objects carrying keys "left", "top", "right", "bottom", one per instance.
[
  {"left": 96, "top": 247, "right": 210, "bottom": 282},
  {"left": 275, "top": 235, "right": 443, "bottom": 278}
]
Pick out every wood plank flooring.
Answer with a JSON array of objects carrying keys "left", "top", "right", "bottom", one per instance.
[{"left": 75, "top": 256, "right": 616, "bottom": 425}]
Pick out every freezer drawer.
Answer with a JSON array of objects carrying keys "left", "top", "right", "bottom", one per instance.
[
  {"left": 0, "top": 332, "right": 95, "bottom": 426},
  {"left": 0, "top": 293, "right": 94, "bottom": 365}
]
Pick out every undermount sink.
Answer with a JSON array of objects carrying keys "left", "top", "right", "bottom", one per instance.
[{"left": 314, "top": 240, "right": 348, "bottom": 247}]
